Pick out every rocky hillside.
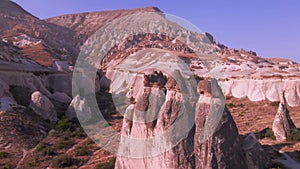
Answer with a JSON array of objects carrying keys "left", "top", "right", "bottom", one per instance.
[
  {"left": 45, "top": 7, "right": 161, "bottom": 47},
  {"left": 0, "top": 1, "right": 300, "bottom": 169},
  {"left": 0, "top": 0, "right": 77, "bottom": 68}
]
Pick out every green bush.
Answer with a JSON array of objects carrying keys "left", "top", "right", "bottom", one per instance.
[
  {"left": 237, "top": 103, "right": 244, "bottom": 108},
  {"left": 56, "top": 119, "right": 73, "bottom": 132},
  {"left": 51, "top": 154, "right": 76, "bottom": 168},
  {"left": 42, "top": 147, "right": 56, "bottom": 156},
  {"left": 56, "top": 139, "right": 74, "bottom": 149},
  {"left": 261, "top": 128, "right": 276, "bottom": 140},
  {"left": 227, "top": 103, "right": 235, "bottom": 108},
  {"left": 227, "top": 103, "right": 244, "bottom": 108},
  {"left": 75, "top": 146, "right": 91, "bottom": 156},
  {"left": 87, "top": 138, "right": 95, "bottom": 145},
  {"left": 71, "top": 127, "right": 87, "bottom": 138},
  {"left": 36, "top": 142, "right": 47, "bottom": 152},
  {"left": 0, "top": 151, "right": 8, "bottom": 159},
  {"left": 36, "top": 142, "right": 56, "bottom": 156},
  {"left": 96, "top": 157, "right": 116, "bottom": 169},
  {"left": 287, "top": 129, "right": 300, "bottom": 142}
]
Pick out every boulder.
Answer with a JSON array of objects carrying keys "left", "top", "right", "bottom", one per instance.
[
  {"left": 50, "top": 92, "right": 72, "bottom": 104},
  {"left": 29, "top": 91, "right": 58, "bottom": 123}
]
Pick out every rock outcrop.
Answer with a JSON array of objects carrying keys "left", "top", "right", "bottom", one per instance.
[
  {"left": 115, "top": 88, "right": 195, "bottom": 169},
  {"left": 114, "top": 76, "right": 270, "bottom": 169},
  {"left": 222, "top": 79, "right": 300, "bottom": 107},
  {"left": 242, "top": 133, "right": 272, "bottom": 169},
  {"left": 195, "top": 106, "right": 247, "bottom": 169},
  {"left": 50, "top": 92, "right": 72, "bottom": 104},
  {"left": 272, "top": 92, "right": 296, "bottom": 141},
  {"left": 195, "top": 79, "right": 247, "bottom": 169},
  {"left": 66, "top": 95, "right": 92, "bottom": 122}
]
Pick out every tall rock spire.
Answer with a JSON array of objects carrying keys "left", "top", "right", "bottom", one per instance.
[{"left": 272, "top": 91, "right": 296, "bottom": 141}]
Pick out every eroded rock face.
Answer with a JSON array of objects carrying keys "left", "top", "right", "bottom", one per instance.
[
  {"left": 223, "top": 79, "right": 300, "bottom": 107},
  {"left": 115, "top": 77, "right": 270, "bottom": 169},
  {"left": 195, "top": 79, "right": 247, "bottom": 169},
  {"left": 66, "top": 95, "right": 92, "bottom": 122},
  {"left": 29, "top": 91, "right": 57, "bottom": 123},
  {"left": 272, "top": 93, "right": 296, "bottom": 141},
  {"left": 115, "top": 87, "right": 195, "bottom": 169},
  {"left": 195, "top": 107, "right": 247, "bottom": 169}
]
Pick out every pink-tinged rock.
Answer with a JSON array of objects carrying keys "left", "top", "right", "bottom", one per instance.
[
  {"left": 29, "top": 91, "right": 58, "bottom": 124},
  {"left": 272, "top": 92, "right": 296, "bottom": 141}
]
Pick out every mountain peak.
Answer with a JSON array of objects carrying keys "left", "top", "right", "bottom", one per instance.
[{"left": 0, "top": 0, "right": 36, "bottom": 17}]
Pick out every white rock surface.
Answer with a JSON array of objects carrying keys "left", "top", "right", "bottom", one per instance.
[
  {"left": 224, "top": 79, "right": 300, "bottom": 107},
  {"left": 29, "top": 91, "right": 57, "bottom": 123},
  {"left": 66, "top": 95, "right": 92, "bottom": 122},
  {"left": 272, "top": 92, "right": 296, "bottom": 141}
]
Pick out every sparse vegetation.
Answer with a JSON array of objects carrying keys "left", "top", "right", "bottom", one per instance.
[
  {"left": 36, "top": 142, "right": 56, "bottom": 156},
  {"left": 51, "top": 154, "right": 76, "bottom": 168},
  {"left": 261, "top": 127, "right": 276, "bottom": 140},
  {"left": 227, "top": 103, "right": 235, "bottom": 108},
  {"left": 3, "top": 163, "right": 14, "bottom": 169},
  {"left": 87, "top": 138, "right": 95, "bottom": 145},
  {"left": 287, "top": 129, "right": 300, "bottom": 142},
  {"left": 33, "top": 154, "right": 39, "bottom": 163},
  {"left": 56, "top": 139, "right": 74, "bottom": 149},
  {"left": 42, "top": 147, "right": 56, "bottom": 156},
  {"left": 0, "top": 151, "right": 8, "bottom": 159},
  {"left": 36, "top": 142, "right": 47, "bottom": 152},
  {"left": 56, "top": 118, "right": 73, "bottom": 132},
  {"left": 227, "top": 103, "right": 244, "bottom": 108},
  {"left": 237, "top": 103, "right": 244, "bottom": 108},
  {"left": 75, "top": 145, "right": 91, "bottom": 156},
  {"left": 71, "top": 127, "right": 87, "bottom": 138},
  {"left": 95, "top": 157, "right": 116, "bottom": 169},
  {"left": 27, "top": 162, "right": 35, "bottom": 167}
]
